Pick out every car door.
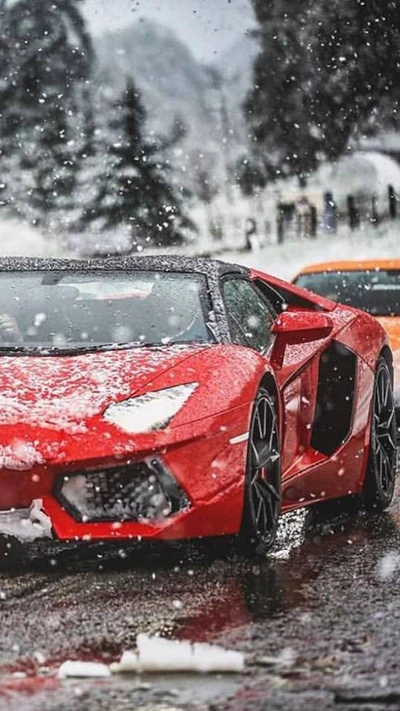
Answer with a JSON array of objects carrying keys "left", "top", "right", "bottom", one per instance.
[
  {"left": 221, "top": 275, "right": 317, "bottom": 491},
  {"left": 221, "top": 274, "right": 295, "bottom": 460},
  {"left": 251, "top": 270, "right": 368, "bottom": 506}
]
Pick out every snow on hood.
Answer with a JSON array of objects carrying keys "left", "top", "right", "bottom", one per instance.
[
  {"left": 0, "top": 344, "right": 205, "bottom": 433},
  {"left": 0, "top": 441, "right": 45, "bottom": 471}
]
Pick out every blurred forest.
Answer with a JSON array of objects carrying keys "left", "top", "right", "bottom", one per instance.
[
  {"left": 244, "top": 0, "right": 400, "bottom": 188},
  {"left": 0, "top": 0, "right": 399, "bottom": 252}
]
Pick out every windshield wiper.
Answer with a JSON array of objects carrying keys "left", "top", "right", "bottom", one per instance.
[
  {"left": 0, "top": 339, "right": 213, "bottom": 357},
  {"left": 0, "top": 341, "right": 185, "bottom": 356},
  {"left": 0, "top": 341, "right": 151, "bottom": 356}
]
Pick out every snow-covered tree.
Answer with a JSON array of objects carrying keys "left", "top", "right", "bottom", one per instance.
[
  {"left": 0, "top": 0, "right": 93, "bottom": 227},
  {"left": 244, "top": 0, "right": 317, "bottom": 186},
  {"left": 245, "top": 0, "right": 400, "bottom": 187},
  {"left": 80, "top": 78, "right": 194, "bottom": 249},
  {"left": 309, "top": 0, "right": 400, "bottom": 158}
]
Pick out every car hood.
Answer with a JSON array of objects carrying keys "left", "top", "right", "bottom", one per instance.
[{"left": 0, "top": 344, "right": 207, "bottom": 432}]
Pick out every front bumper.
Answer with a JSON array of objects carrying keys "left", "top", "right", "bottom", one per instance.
[{"left": 0, "top": 407, "right": 250, "bottom": 542}]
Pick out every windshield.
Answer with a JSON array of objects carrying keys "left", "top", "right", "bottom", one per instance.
[
  {"left": 0, "top": 271, "right": 214, "bottom": 352},
  {"left": 295, "top": 270, "right": 400, "bottom": 317}
]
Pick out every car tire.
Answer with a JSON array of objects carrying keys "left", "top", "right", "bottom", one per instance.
[
  {"left": 363, "top": 357, "right": 397, "bottom": 512},
  {"left": 238, "top": 388, "right": 281, "bottom": 557}
]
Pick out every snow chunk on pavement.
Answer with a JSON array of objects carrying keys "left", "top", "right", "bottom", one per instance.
[
  {"left": 111, "top": 634, "right": 244, "bottom": 674},
  {"left": 110, "top": 650, "right": 139, "bottom": 673},
  {"left": 376, "top": 551, "right": 400, "bottom": 581},
  {"left": 57, "top": 661, "right": 111, "bottom": 678}
]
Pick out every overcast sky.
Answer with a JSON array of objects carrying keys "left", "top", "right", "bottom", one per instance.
[{"left": 82, "top": 0, "right": 255, "bottom": 62}]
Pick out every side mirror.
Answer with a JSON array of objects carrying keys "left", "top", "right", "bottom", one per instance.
[
  {"left": 270, "top": 311, "right": 333, "bottom": 368},
  {"left": 271, "top": 310, "right": 333, "bottom": 342}
]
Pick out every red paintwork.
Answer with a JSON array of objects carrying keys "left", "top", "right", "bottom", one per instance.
[
  {"left": 0, "top": 677, "right": 60, "bottom": 698},
  {"left": 0, "top": 269, "right": 390, "bottom": 543}
]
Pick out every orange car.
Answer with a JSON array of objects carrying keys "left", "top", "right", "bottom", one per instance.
[{"left": 293, "top": 260, "right": 400, "bottom": 412}]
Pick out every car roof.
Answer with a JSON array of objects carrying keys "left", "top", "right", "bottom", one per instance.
[
  {"left": 296, "top": 259, "right": 400, "bottom": 275},
  {"left": 0, "top": 255, "right": 248, "bottom": 278}
]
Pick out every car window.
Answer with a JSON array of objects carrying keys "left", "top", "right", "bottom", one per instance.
[
  {"left": 0, "top": 270, "right": 215, "bottom": 352},
  {"left": 222, "top": 278, "right": 273, "bottom": 352},
  {"left": 295, "top": 270, "right": 400, "bottom": 316}
]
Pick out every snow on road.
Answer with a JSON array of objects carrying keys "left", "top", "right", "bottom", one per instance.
[
  {"left": 1, "top": 214, "right": 399, "bottom": 281},
  {"left": 223, "top": 221, "right": 400, "bottom": 282},
  {"left": 0, "top": 218, "right": 62, "bottom": 258}
]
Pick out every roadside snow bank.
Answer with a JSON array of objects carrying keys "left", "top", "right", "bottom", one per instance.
[
  {"left": 0, "top": 217, "right": 62, "bottom": 257},
  {"left": 223, "top": 222, "right": 400, "bottom": 281},
  {"left": 67, "top": 218, "right": 400, "bottom": 284}
]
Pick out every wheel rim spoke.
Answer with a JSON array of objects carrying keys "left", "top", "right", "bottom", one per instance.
[
  {"left": 253, "top": 442, "right": 279, "bottom": 471},
  {"left": 253, "top": 482, "right": 274, "bottom": 525},
  {"left": 249, "top": 395, "right": 281, "bottom": 544},
  {"left": 255, "top": 497, "right": 263, "bottom": 526},
  {"left": 379, "top": 440, "right": 393, "bottom": 485},
  {"left": 255, "top": 408, "right": 263, "bottom": 440},
  {"left": 373, "top": 367, "right": 396, "bottom": 495},
  {"left": 251, "top": 441, "right": 260, "bottom": 469},
  {"left": 378, "top": 444, "right": 387, "bottom": 490},
  {"left": 257, "top": 477, "right": 280, "bottom": 503},
  {"left": 380, "top": 429, "right": 396, "bottom": 452}
]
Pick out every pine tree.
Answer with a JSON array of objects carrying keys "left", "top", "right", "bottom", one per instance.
[
  {"left": 244, "top": 0, "right": 317, "bottom": 187},
  {"left": 0, "top": 0, "right": 93, "bottom": 226},
  {"left": 81, "top": 79, "right": 194, "bottom": 248},
  {"left": 245, "top": 0, "right": 400, "bottom": 186},
  {"left": 235, "top": 156, "right": 266, "bottom": 197},
  {"left": 309, "top": 0, "right": 400, "bottom": 160}
]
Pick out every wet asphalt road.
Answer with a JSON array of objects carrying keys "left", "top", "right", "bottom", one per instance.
[{"left": 2, "top": 487, "right": 400, "bottom": 710}]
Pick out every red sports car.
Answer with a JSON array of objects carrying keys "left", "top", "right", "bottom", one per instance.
[{"left": 0, "top": 256, "right": 396, "bottom": 558}]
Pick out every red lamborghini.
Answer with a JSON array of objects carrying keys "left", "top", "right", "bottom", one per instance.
[{"left": 0, "top": 256, "right": 396, "bottom": 557}]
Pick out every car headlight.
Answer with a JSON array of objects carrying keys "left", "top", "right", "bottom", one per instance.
[{"left": 104, "top": 383, "right": 198, "bottom": 434}]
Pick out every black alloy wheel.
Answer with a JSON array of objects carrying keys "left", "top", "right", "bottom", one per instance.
[
  {"left": 240, "top": 388, "right": 281, "bottom": 556},
  {"left": 363, "top": 357, "right": 397, "bottom": 511}
]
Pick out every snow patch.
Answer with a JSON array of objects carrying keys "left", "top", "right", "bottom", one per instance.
[
  {"left": 223, "top": 221, "right": 400, "bottom": 282},
  {"left": 57, "top": 661, "right": 111, "bottom": 679},
  {"left": 376, "top": 551, "right": 400, "bottom": 581},
  {"left": 0, "top": 441, "right": 45, "bottom": 471},
  {"left": 0, "top": 346, "right": 198, "bottom": 433},
  {"left": 110, "top": 634, "right": 245, "bottom": 674},
  {"left": 0, "top": 217, "right": 62, "bottom": 257},
  {"left": 0, "top": 500, "right": 52, "bottom": 542}
]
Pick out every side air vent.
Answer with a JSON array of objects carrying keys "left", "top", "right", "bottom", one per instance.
[{"left": 311, "top": 341, "right": 357, "bottom": 456}]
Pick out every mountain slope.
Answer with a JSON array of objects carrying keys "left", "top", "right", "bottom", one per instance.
[
  {"left": 93, "top": 20, "right": 258, "bottom": 190},
  {"left": 95, "top": 20, "right": 212, "bottom": 141}
]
